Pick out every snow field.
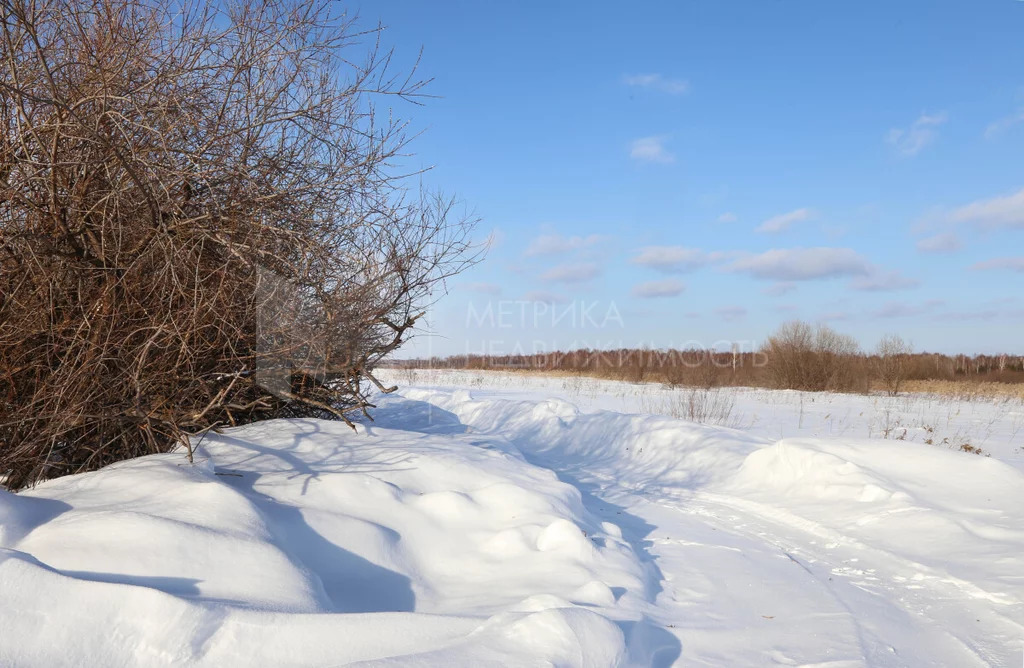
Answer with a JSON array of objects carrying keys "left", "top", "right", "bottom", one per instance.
[
  {"left": 386, "top": 368, "right": 1024, "bottom": 464},
  {"left": 1, "top": 368, "right": 1022, "bottom": 666}
]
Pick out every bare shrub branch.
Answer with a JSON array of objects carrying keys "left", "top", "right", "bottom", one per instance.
[
  {"left": 0, "top": 0, "right": 478, "bottom": 488},
  {"left": 762, "top": 320, "right": 861, "bottom": 392},
  {"left": 875, "top": 334, "right": 912, "bottom": 397}
]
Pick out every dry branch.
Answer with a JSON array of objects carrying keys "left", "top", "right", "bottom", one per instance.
[{"left": 0, "top": 0, "right": 477, "bottom": 488}]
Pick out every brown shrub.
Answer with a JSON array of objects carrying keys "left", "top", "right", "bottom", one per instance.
[
  {"left": 875, "top": 334, "right": 912, "bottom": 396},
  {"left": 761, "top": 321, "right": 861, "bottom": 392},
  {"left": 0, "top": 0, "right": 476, "bottom": 488}
]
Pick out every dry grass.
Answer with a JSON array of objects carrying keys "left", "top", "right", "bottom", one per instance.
[
  {"left": 397, "top": 362, "right": 1024, "bottom": 402},
  {"left": 899, "top": 380, "right": 1024, "bottom": 401}
]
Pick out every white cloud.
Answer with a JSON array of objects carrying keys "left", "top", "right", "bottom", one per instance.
[
  {"left": 850, "top": 269, "right": 919, "bottom": 292},
  {"left": 727, "top": 247, "right": 915, "bottom": 292},
  {"left": 727, "top": 247, "right": 870, "bottom": 281},
  {"left": 521, "top": 290, "right": 569, "bottom": 304},
  {"left": 629, "top": 136, "right": 674, "bottom": 164},
  {"left": 885, "top": 112, "right": 948, "bottom": 157},
  {"left": 717, "top": 212, "right": 737, "bottom": 223},
  {"left": 915, "top": 232, "right": 962, "bottom": 254},
  {"left": 971, "top": 257, "right": 1024, "bottom": 272},
  {"left": 525, "top": 233, "right": 607, "bottom": 257},
  {"left": 630, "top": 246, "right": 707, "bottom": 273},
  {"left": 462, "top": 282, "right": 502, "bottom": 296},
  {"left": 716, "top": 306, "right": 746, "bottom": 322},
  {"left": 631, "top": 279, "right": 685, "bottom": 298},
  {"left": 756, "top": 207, "right": 814, "bottom": 234},
  {"left": 623, "top": 73, "right": 689, "bottom": 95},
  {"left": 939, "top": 187, "right": 1024, "bottom": 230},
  {"left": 984, "top": 109, "right": 1024, "bottom": 140},
  {"left": 540, "top": 262, "right": 601, "bottom": 283}
]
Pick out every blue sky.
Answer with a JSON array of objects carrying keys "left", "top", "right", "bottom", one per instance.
[{"left": 360, "top": 0, "right": 1024, "bottom": 357}]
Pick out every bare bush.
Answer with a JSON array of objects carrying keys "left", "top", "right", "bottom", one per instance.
[
  {"left": 679, "top": 387, "right": 736, "bottom": 426},
  {"left": 0, "top": 0, "right": 476, "bottom": 488},
  {"left": 875, "top": 334, "right": 912, "bottom": 396},
  {"left": 762, "top": 321, "right": 860, "bottom": 392},
  {"left": 643, "top": 386, "right": 737, "bottom": 426}
]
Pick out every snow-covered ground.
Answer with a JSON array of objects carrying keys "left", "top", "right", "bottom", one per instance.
[
  {"left": 2, "top": 370, "right": 1022, "bottom": 666},
  {"left": 389, "top": 369, "right": 1024, "bottom": 465}
]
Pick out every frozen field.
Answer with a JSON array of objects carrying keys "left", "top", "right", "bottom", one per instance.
[
  {"left": 387, "top": 369, "right": 1024, "bottom": 465},
  {"left": 1, "top": 369, "right": 1022, "bottom": 665}
]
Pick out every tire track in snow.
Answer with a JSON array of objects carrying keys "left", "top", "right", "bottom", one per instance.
[
  {"left": 673, "top": 490, "right": 1023, "bottom": 666},
  {"left": 392, "top": 386, "right": 1024, "bottom": 666}
]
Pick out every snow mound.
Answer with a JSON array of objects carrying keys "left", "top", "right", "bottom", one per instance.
[
  {"left": 401, "top": 387, "right": 766, "bottom": 493},
  {"left": 728, "top": 437, "right": 1024, "bottom": 601},
  {"left": 0, "top": 419, "right": 646, "bottom": 666}
]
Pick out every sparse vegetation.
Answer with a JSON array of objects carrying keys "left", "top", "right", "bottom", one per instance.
[
  {"left": 675, "top": 387, "right": 737, "bottom": 426},
  {"left": 875, "top": 334, "right": 912, "bottom": 396},
  {"left": 379, "top": 368, "right": 1020, "bottom": 458}
]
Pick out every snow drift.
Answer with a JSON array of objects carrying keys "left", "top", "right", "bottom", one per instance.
[
  {"left": 2, "top": 378, "right": 1023, "bottom": 666},
  {"left": 0, "top": 419, "right": 646, "bottom": 666}
]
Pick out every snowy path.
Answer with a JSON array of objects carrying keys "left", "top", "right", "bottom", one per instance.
[{"left": 387, "top": 384, "right": 1024, "bottom": 666}]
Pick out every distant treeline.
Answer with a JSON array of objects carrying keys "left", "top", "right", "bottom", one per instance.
[{"left": 386, "top": 322, "right": 1024, "bottom": 394}]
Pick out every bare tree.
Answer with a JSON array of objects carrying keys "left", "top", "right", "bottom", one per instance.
[
  {"left": 0, "top": 0, "right": 477, "bottom": 488},
  {"left": 762, "top": 320, "right": 860, "bottom": 392},
  {"left": 875, "top": 334, "right": 912, "bottom": 396}
]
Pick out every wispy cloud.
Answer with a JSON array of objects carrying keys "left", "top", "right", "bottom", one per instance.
[
  {"left": 850, "top": 269, "right": 920, "bottom": 292},
  {"left": 525, "top": 233, "right": 607, "bottom": 257},
  {"left": 623, "top": 73, "right": 689, "bottom": 95},
  {"left": 756, "top": 207, "right": 815, "bottom": 234},
  {"left": 885, "top": 112, "right": 948, "bottom": 157},
  {"left": 821, "top": 224, "right": 848, "bottom": 240},
  {"left": 937, "top": 187, "right": 1024, "bottom": 230},
  {"left": 930, "top": 306, "right": 1024, "bottom": 323},
  {"left": 629, "top": 136, "right": 674, "bottom": 164},
  {"left": 727, "top": 247, "right": 870, "bottom": 281},
  {"left": 915, "top": 232, "right": 962, "bottom": 254},
  {"left": 717, "top": 212, "right": 737, "bottom": 223},
  {"left": 971, "top": 257, "right": 1024, "bottom": 272},
  {"left": 630, "top": 246, "right": 707, "bottom": 273},
  {"left": 631, "top": 279, "right": 685, "bottom": 298},
  {"left": 762, "top": 282, "right": 796, "bottom": 296},
  {"left": 872, "top": 300, "right": 943, "bottom": 319},
  {"left": 462, "top": 282, "right": 502, "bottom": 296},
  {"left": 715, "top": 306, "right": 747, "bottom": 322},
  {"left": 984, "top": 108, "right": 1024, "bottom": 140},
  {"left": 540, "top": 262, "right": 601, "bottom": 284},
  {"left": 521, "top": 290, "right": 569, "bottom": 304}
]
